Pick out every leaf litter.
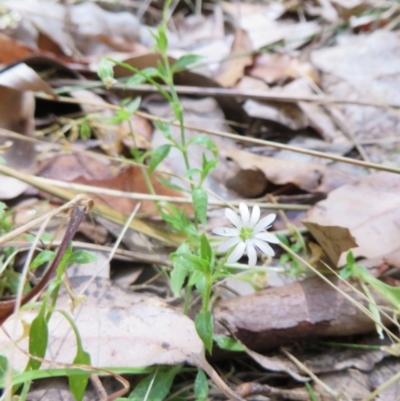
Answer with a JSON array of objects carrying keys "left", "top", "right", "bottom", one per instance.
[{"left": 1, "top": 0, "right": 400, "bottom": 400}]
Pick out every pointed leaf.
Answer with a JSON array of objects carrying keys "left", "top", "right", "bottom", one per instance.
[
  {"left": 149, "top": 145, "right": 171, "bottom": 174},
  {"left": 195, "top": 311, "right": 213, "bottom": 354},
  {"left": 192, "top": 188, "right": 208, "bottom": 225}
]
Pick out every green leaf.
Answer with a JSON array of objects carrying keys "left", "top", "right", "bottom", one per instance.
[
  {"left": 56, "top": 243, "right": 73, "bottom": 279},
  {"left": 184, "top": 168, "right": 201, "bottom": 180},
  {"left": 305, "top": 382, "right": 319, "bottom": 401},
  {"left": 0, "top": 202, "right": 6, "bottom": 217},
  {"left": 172, "top": 101, "right": 183, "bottom": 120},
  {"left": 156, "top": 177, "right": 187, "bottom": 192},
  {"left": 213, "top": 335, "right": 246, "bottom": 352},
  {"left": 80, "top": 120, "right": 91, "bottom": 139},
  {"left": 156, "top": 26, "right": 168, "bottom": 53},
  {"left": 160, "top": 205, "right": 198, "bottom": 237},
  {"left": 275, "top": 234, "right": 289, "bottom": 247},
  {"left": 69, "top": 349, "right": 91, "bottom": 401},
  {"left": 200, "top": 234, "right": 212, "bottom": 264},
  {"left": 98, "top": 58, "right": 113, "bottom": 80},
  {"left": 30, "top": 250, "right": 55, "bottom": 271},
  {"left": 55, "top": 310, "right": 91, "bottom": 401},
  {"left": 28, "top": 313, "right": 48, "bottom": 370},
  {"left": 188, "top": 135, "right": 218, "bottom": 157},
  {"left": 156, "top": 60, "right": 167, "bottom": 78},
  {"left": 98, "top": 59, "right": 116, "bottom": 88},
  {"left": 364, "top": 275, "right": 400, "bottom": 310},
  {"left": 0, "top": 355, "right": 8, "bottom": 381},
  {"left": 279, "top": 254, "right": 290, "bottom": 265},
  {"left": 193, "top": 274, "right": 208, "bottom": 305},
  {"left": 5, "top": 271, "right": 30, "bottom": 294},
  {"left": 155, "top": 121, "right": 172, "bottom": 140},
  {"left": 195, "top": 311, "right": 213, "bottom": 353},
  {"left": 188, "top": 270, "right": 203, "bottom": 288},
  {"left": 172, "top": 252, "right": 209, "bottom": 273},
  {"left": 173, "top": 54, "right": 203, "bottom": 71},
  {"left": 192, "top": 188, "right": 208, "bottom": 225},
  {"left": 149, "top": 144, "right": 171, "bottom": 174},
  {"left": 129, "top": 365, "right": 181, "bottom": 401},
  {"left": 201, "top": 156, "right": 218, "bottom": 180},
  {"left": 126, "top": 68, "right": 159, "bottom": 86},
  {"left": 194, "top": 370, "right": 208, "bottom": 401},
  {"left": 339, "top": 266, "right": 353, "bottom": 280},
  {"left": 346, "top": 251, "right": 356, "bottom": 266},
  {"left": 170, "top": 259, "right": 189, "bottom": 297},
  {"left": 126, "top": 97, "right": 141, "bottom": 115},
  {"left": 69, "top": 250, "right": 97, "bottom": 265}
]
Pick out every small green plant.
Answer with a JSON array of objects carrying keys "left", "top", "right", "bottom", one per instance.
[
  {"left": 3, "top": 244, "right": 96, "bottom": 401},
  {"left": 98, "top": 1, "right": 280, "bottom": 354},
  {"left": 341, "top": 251, "right": 400, "bottom": 338},
  {"left": 0, "top": 200, "right": 99, "bottom": 401},
  {"left": 276, "top": 226, "right": 307, "bottom": 276}
]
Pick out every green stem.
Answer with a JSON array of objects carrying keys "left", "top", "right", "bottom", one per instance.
[
  {"left": 202, "top": 275, "right": 212, "bottom": 312},
  {"left": 183, "top": 284, "right": 193, "bottom": 315}
]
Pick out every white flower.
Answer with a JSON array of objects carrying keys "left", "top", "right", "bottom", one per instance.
[{"left": 213, "top": 203, "right": 279, "bottom": 267}]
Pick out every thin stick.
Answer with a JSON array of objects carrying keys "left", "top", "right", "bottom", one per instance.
[
  {"left": 0, "top": 241, "right": 171, "bottom": 266},
  {"left": 280, "top": 348, "right": 338, "bottom": 398},
  {"left": 34, "top": 94, "right": 400, "bottom": 174},
  {"left": 48, "top": 81, "right": 400, "bottom": 109},
  {"left": 33, "top": 175, "right": 309, "bottom": 211},
  {"left": 78, "top": 203, "right": 141, "bottom": 295},
  {"left": 0, "top": 194, "right": 87, "bottom": 246}
]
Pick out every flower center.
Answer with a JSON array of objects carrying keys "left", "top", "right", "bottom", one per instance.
[{"left": 239, "top": 227, "right": 254, "bottom": 242}]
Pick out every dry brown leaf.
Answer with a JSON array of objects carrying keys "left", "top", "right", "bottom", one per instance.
[
  {"left": 242, "top": 78, "right": 347, "bottom": 143},
  {"left": 220, "top": 324, "right": 308, "bottom": 382},
  {"left": 0, "top": 63, "right": 54, "bottom": 95},
  {"left": 304, "top": 172, "right": 400, "bottom": 266},
  {"left": 249, "top": 53, "right": 318, "bottom": 85},
  {"left": 243, "top": 98, "right": 307, "bottom": 130},
  {"left": 369, "top": 359, "right": 400, "bottom": 401},
  {"left": 285, "top": 79, "right": 347, "bottom": 143},
  {"left": 306, "top": 346, "right": 387, "bottom": 373},
  {"left": 215, "top": 29, "right": 253, "bottom": 87},
  {"left": 4, "top": 1, "right": 143, "bottom": 57},
  {"left": 316, "top": 369, "right": 371, "bottom": 400},
  {"left": 311, "top": 30, "right": 400, "bottom": 163},
  {"left": 175, "top": 9, "right": 224, "bottom": 48},
  {"left": 0, "top": 33, "right": 38, "bottom": 64},
  {"left": 219, "top": 146, "right": 356, "bottom": 195},
  {"left": 2, "top": 277, "right": 245, "bottom": 401},
  {"left": 0, "top": 63, "right": 53, "bottom": 198},
  {"left": 222, "top": 1, "right": 286, "bottom": 19},
  {"left": 241, "top": 18, "right": 320, "bottom": 51},
  {"left": 38, "top": 153, "right": 190, "bottom": 216}
]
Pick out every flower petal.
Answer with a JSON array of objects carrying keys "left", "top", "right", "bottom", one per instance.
[
  {"left": 253, "top": 238, "right": 275, "bottom": 256},
  {"left": 246, "top": 241, "right": 257, "bottom": 267},
  {"left": 239, "top": 203, "right": 250, "bottom": 226},
  {"left": 217, "top": 236, "right": 241, "bottom": 252},
  {"left": 249, "top": 205, "right": 260, "bottom": 227},
  {"left": 254, "top": 231, "right": 280, "bottom": 244},
  {"left": 253, "top": 213, "right": 276, "bottom": 233},
  {"left": 213, "top": 227, "right": 240, "bottom": 237},
  {"left": 225, "top": 208, "right": 242, "bottom": 228},
  {"left": 227, "top": 241, "right": 246, "bottom": 263}
]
